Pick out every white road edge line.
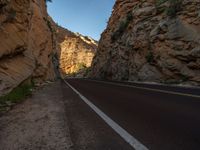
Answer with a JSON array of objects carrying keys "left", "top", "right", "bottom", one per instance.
[
  {"left": 84, "top": 79, "right": 200, "bottom": 99},
  {"left": 64, "top": 80, "right": 149, "bottom": 150}
]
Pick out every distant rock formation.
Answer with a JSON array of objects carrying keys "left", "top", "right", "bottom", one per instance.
[
  {"left": 90, "top": 0, "right": 200, "bottom": 85},
  {"left": 0, "top": 0, "right": 57, "bottom": 95},
  {"left": 55, "top": 26, "right": 97, "bottom": 77}
]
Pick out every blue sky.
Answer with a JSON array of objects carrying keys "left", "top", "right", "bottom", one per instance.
[{"left": 47, "top": 0, "right": 115, "bottom": 41}]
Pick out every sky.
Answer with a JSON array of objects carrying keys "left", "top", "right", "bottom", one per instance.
[{"left": 47, "top": 0, "right": 115, "bottom": 41}]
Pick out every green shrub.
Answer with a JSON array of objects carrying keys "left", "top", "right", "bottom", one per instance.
[
  {"left": 111, "top": 12, "right": 133, "bottom": 42},
  {"left": 0, "top": 82, "right": 34, "bottom": 108},
  {"left": 67, "top": 72, "right": 76, "bottom": 77},
  {"left": 167, "top": 0, "right": 182, "bottom": 17},
  {"left": 77, "top": 63, "right": 87, "bottom": 70},
  {"left": 46, "top": 19, "right": 53, "bottom": 32},
  {"left": 146, "top": 51, "right": 154, "bottom": 63},
  {"left": 4, "top": 9, "right": 16, "bottom": 23},
  {"left": 180, "top": 75, "right": 189, "bottom": 82},
  {"left": 156, "top": 0, "right": 168, "bottom": 6},
  {"left": 45, "top": 0, "right": 52, "bottom": 3},
  {"left": 43, "top": 17, "right": 55, "bottom": 38},
  {"left": 166, "top": 7, "right": 177, "bottom": 17},
  {"left": 126, "top": 12, "right": 133, "bottom": 22},
  {"left": 156, "top": 0, "right": 182, "bottom": 17},
  {"left": 84, "top": 67, "right": 91, "bottom": 76}
]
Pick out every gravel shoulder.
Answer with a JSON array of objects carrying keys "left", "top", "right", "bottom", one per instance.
[
  {"left": 0, "top": 80, "right": 134, "bottom": 150},
  {"left": 0, "top": 81, "right": 73, "bottom": 150}
]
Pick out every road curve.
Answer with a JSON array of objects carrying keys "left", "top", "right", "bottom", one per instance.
[{"left": 65, "top": 78, "right": 200, "bottom": 150}]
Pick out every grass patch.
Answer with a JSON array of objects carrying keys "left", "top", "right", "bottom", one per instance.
[{"left": 0, "top": 82, "right": 34, "bottom": 112}]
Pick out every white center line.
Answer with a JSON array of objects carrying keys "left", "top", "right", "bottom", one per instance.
[{"left": 64, "top": 80, "right": 149, "bottom": 150}]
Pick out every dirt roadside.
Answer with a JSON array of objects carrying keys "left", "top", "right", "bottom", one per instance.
[{"left": 0, "top": 81, "right": 73, "bottom": 150}]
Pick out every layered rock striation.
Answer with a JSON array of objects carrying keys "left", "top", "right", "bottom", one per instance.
[
  {"left": 90, "top": 0, "right": 200, "bottom": 85},
  {"left": 0, "top": 0, "right": 57, "bottom": 95}
]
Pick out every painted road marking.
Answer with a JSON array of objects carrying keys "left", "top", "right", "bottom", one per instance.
[
  {"left": 84, "top": 79, "right": 200, "bottom": 99},
  {"left": 64, "top": 80, "right": 149, "bottom": 150}
]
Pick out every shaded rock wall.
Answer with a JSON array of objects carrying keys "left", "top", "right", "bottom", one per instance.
[
  {"left": 90, "top": 0, "right": 200, "bottom": 85},
  {"left": 0, "top": 0, "right": 56, "bottom": 95}
]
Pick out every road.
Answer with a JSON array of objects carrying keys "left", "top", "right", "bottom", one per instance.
[
  {"left": 61, "top": 80, "right": 133, "bottom": 150},
  {"left": 65, "top": 78, "right": 200, "bottom": 150}
]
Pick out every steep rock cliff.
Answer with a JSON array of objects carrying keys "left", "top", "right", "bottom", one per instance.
[
  {"left": 91, "top": 0, "right": 200, "bottom": 85},
  {"left": 0, "top": 0, "right": 56, "bottom": 95},
  {"left": 56, "top": 26, "right": 97, "bottom": 77}
]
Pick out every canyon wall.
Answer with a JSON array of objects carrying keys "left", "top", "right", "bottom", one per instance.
[
  {"left": 0, "top": 0, "right": 56, "bottom": 96},
  {"left": 90, "top": 0, "right": 200, "bottom": 85},
  {"left": 56, "top": 26, "right": 97, "bottom": 77}
]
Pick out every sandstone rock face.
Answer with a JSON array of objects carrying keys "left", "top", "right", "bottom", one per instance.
[
  {"left": 56, "top": 26, "right": 97, "bottom": 77},
  {"left": 0, "top": 0, "right": 56, "bottom": 95},
  {"left": 91, "top": 0, "right": 200, "bottom": 85}
]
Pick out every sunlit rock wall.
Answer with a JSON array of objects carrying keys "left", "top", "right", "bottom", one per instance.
[{"left": 0, "top": 0, "right": 56, "bottom": 95}]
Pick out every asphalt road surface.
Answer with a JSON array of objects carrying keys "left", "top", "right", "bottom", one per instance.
[{"left": 65, "top": 78, "right": 200, "bottom": 150}]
